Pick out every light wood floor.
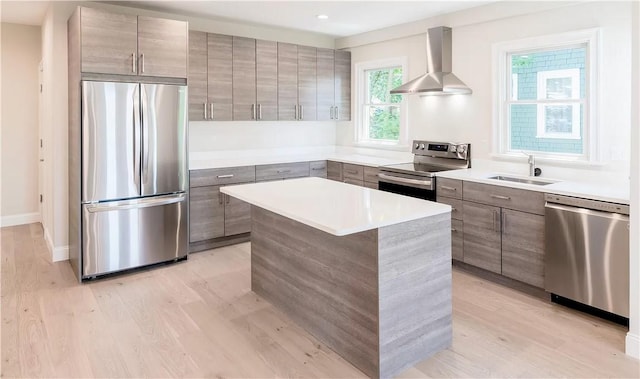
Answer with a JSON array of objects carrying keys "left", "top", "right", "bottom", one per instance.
[{"left": 1, "top": 223, "right": 638, "bottom": 378}]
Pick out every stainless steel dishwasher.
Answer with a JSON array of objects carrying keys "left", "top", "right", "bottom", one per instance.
[{"left": 544, "top": 194, "right": 629, "bottom": 318}]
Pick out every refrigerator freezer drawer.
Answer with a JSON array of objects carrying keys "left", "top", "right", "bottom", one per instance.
[{"left": 82, "top": 193, "right": 187, "bottom": 278}]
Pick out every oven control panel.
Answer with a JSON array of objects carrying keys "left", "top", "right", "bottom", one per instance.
[{"left": 412, "top": 140, "right": 470, "bottom": 160}]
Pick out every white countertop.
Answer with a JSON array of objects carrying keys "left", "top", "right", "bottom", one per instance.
[
  {"left": 437, "top": 168, "right": 629, "bottom": 204},
  {"left": 221, "top": 177, "right": 451, "bottom": 236},
  {"left": 189, "top": 147, "right": 411, "bottom": 170}
]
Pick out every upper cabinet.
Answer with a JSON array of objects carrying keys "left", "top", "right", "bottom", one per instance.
[
  {"left": 76, "top": 7, "right": 187, "bottom": 78},
  {"left": 187, "top": 30, "right": 351, "bottom": 122},
  {"left": 316, "top": 49, "right": 351, "bottom": 121},
  {"left": 255, "top": 40, "right": 278, "bottom": 121},
  {"left": 334, "top": 50, "right": 351, "bottom": 121}
]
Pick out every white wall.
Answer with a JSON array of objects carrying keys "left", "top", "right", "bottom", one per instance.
[
  {"left": 627, "top": 0, "right": 640, "bottom": 360},
  {"left": 1, "top": 23, "right": 42, "bottom": 227},
  {"left": 337, "top": 1, "right": 632, "bottom": 183}
]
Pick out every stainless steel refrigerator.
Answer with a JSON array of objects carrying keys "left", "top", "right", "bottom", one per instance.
[{"left": 79, "top": 80, "right": 188, "bottom": 278}]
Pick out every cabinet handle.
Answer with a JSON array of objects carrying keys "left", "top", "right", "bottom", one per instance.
[
  {"left": 490, "top": 194, "right": 511, "bottom": 201},
  {"left": 451, "top": 228, "right": 458, "bottom": 232},
  {"left": 300, "top": 105, "right": 304, "bottom": 120},
  {"left": 332, "top": 106, "right": 336, "bottom": 119},
  {"left": 493, "top": 210, "right": 499, "bottom": 232},
  {"left": 336, "top": 106, "right": 340, "bottom": 120},
  {"left": 311, "top": 167, "right": 325, "bottom": 171},
  {"left": 217, "top": 174, "right": 234, "bottom": 179},
  {"left": 210, "top": 103, "right": 214, "bottom": 120},
  {"left": 132, "top": 53, "right": 136, "bottom": 73},
  {"left": 294, "top": 104, "right": 298, "bottom": 120},
  {"left": 140, "top": 53, "right": 145, "bottom": 73},
  {"left": 258, "top": 104, "right": 262, "bottom": 120},
  {"left": 441, "top": 185, "right": 457, "bottom": 191},
  {"left": 226, "top": 194, "right": 230, "bottom": 204},
  {"left": 203, "top": 103, "right": 208, "bottom": 120},
  {"left": 503, "top": 212, "right": 507, "bottom": 234},
  {"left": 345, "top": 170, "right": 358, "bottom": 175},
  {"left": 277, "top": 170, "right": 291, "bottom": 174},
  {"left": 218, "top": 192, "right": 223, "bottom": 205},
  {"left": 251, "top": 104, "right": 256, "bottom": 120},
  {"left": 451, "top": 207, "right": 457, "bottom": 211}
]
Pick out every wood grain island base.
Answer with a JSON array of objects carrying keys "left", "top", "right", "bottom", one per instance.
[{"left": 221, "top": 178, "right": 453, "bottom": 378}]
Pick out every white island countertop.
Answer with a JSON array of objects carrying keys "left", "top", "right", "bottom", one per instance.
[{"left": 221, "top": 177, "right": 451, "bottom": 236}]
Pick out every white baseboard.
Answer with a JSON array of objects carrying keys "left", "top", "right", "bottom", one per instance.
[
  {"left": 43, "top": 228, "right": 69, "bottom": 262},
  {"left": 626, "top": 332, "right": 640, "bottom": 359},
  {"left": 0, "top": 212, "right": 40, "bottom": 227}
]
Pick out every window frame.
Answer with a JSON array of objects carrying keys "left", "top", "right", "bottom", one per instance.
[
  {"left": 354, "top": 57, "right": 408, "bottom": 149},
  {"left": 492, "top": 28, "right": 601, "bottom": 163}
]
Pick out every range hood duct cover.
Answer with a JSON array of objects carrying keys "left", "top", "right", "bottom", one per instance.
[{"left": 390, "top": 26, "right": 472, "bottom": 95}]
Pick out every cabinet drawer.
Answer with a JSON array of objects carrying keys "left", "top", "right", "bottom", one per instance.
[
  {"left": 256, "top": 162, "right": 310, "bottom": 181},
  {"left": 463, "top": 181, "right": 544, "bottom": 215},
  {"left": 190, "top": 166, "right": 255, "bottom": 187},
  {"left": 437, "top": 178, "right": 462, "bottom": 199},
  {"left": 436, "top": 196, "right": 463, "bottom": 221},
  {"left": 309, "top": 160, "right": 327, "bottom": 178},
  {"left": 327, "top": 161, "right": 342, "bottom": 181},
  {"left": 364, "top": 181, "right": 378, "bottom": 190},
  {"left": 343, "top": 164, "right": 364, "bottom": 181},
  {"left": 363, "top": 166, "right": 379, "bottom": 184},
  {"left": 344, "top": 178, "right": 364, "bottom": 187},
  {"left": 451, "top": 219, "right": 463, "bottom": 261}
]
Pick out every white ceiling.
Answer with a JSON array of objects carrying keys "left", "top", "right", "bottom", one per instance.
[{"left": 1, "top": 1, "right": 493, "bottom": 37}]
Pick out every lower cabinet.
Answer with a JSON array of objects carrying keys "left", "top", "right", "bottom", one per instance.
[
  {"left": 223, "top": 192, "right": 252, "bottom": 236},
  {"left": 190, "top": 185, "right": 225, "bottom": 242},
  {"left": 189, "top": 184, "right": 253, "bottom": 243},
  {"left": 327, "top": 161, "right": 342, "bottom": 181},
  {"left": 501, "top": 209, "right": 545, "bottom": 287},
  {"left": 462, "top": 201, "right": 502, "bottom": 274}
]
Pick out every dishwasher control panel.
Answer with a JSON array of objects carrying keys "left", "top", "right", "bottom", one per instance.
[{"left": 544, "top": 194, "right": 629, "bottom": 215}]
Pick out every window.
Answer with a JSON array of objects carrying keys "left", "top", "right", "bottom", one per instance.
[
  {"left": 355, "top": 58, "right": 408, "bottom": 147},
  {"left": 494, "top": 29, "right": 599, "bottom": 162}
]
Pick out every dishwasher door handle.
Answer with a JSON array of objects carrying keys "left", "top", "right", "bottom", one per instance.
[{"left": 545, "top": 202, "right": 629, "bottom": 220}]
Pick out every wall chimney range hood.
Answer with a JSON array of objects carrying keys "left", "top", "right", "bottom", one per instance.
[{"left": 391, "top": 26, "right": 472, "bottom": 96}]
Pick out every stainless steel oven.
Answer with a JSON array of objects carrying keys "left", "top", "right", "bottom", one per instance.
[{"left": 378, "top": 140, "right": 470, "bottom": 200}]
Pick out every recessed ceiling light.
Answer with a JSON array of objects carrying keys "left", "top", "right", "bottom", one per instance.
[{"left": 316, "top": 14, "right": 329, "bottom": 20}]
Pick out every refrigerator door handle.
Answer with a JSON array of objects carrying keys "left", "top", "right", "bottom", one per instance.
[
  {"left": 133, "top": 85, "right": 141, "bottom": 192},
  {"left": 85, "top": 193, "right": 186, "bottom": 213},
  {"left": 141, "top": 85, "right": 149, "bottom": 185}
]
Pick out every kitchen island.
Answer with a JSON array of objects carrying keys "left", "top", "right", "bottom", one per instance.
[{"left": 221, "top": 177, "right": 452, "bottom": 378}]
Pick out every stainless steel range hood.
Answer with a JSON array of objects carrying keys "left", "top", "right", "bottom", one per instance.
[{"left": 391, "top": 26, "right": 472, "bottom": 95}]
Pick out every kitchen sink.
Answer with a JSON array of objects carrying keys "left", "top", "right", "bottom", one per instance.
[{"left": 488, "top": 175, "right": 556, "bottom": 186}]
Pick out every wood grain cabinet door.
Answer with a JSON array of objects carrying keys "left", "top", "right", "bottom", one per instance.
[
  {"left": 208, "top": 34, "right": 233, "bottom": 121},
  {"left": 224, "top": 193, "right": 252, "bottom": 236},
  {"left": 80, "top": 7, "right": 138, "bottom": 75},
  {"left": 137, "top": 16, "right": 188, "bottom": 78},
  {"left": 256, "top": 40, "right": 278, "bottom": 121},
  {"left": 232, "top": 36, "right": 257, "bottom": 121},
  {"left": 501, "top": 209, "right": 545, "bottom": 287},
  {"left": 188, "top": 30, "right": 208, "bottom": 121},
  {"left": 463, "top": 201, "right": 502, "bottom": 274},
  {"left": 334, "top": 50, "right": 351, "bottom": 121},
  {"left": 278, "top": 42, "right": 298, "bottom": 120},
  {"left": 297, "top": 46, "right": 317, "bottom": 121},
  {"left": 327, "top": 161, "right": 343, "bottom": 181},
  {"left": 316, "top": 48, "right": 335, "bottom": 121},
  {"left": 189, "top": 186, "right": 224, "bottom": 242}
]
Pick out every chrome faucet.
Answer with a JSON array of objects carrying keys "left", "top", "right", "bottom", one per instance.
[{"left": 527, "top": 154, "right": 535, "bottom": 177}]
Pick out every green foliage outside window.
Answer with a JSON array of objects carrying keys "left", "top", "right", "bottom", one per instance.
[{"left": 365, "top": 67, "right": 403, "bottom": 141}]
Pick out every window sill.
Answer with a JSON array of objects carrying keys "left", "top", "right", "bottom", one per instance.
[
  {"left": 354, "top": 141, "right": 410, "bottom": 152},
  {"left": 491, "top": 153, "right": 607, "bottom": 168}
]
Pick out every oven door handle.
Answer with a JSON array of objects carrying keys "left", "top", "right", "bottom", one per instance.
[{"left": 378, "top": 173, "right": 433, "bottom": 189}]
